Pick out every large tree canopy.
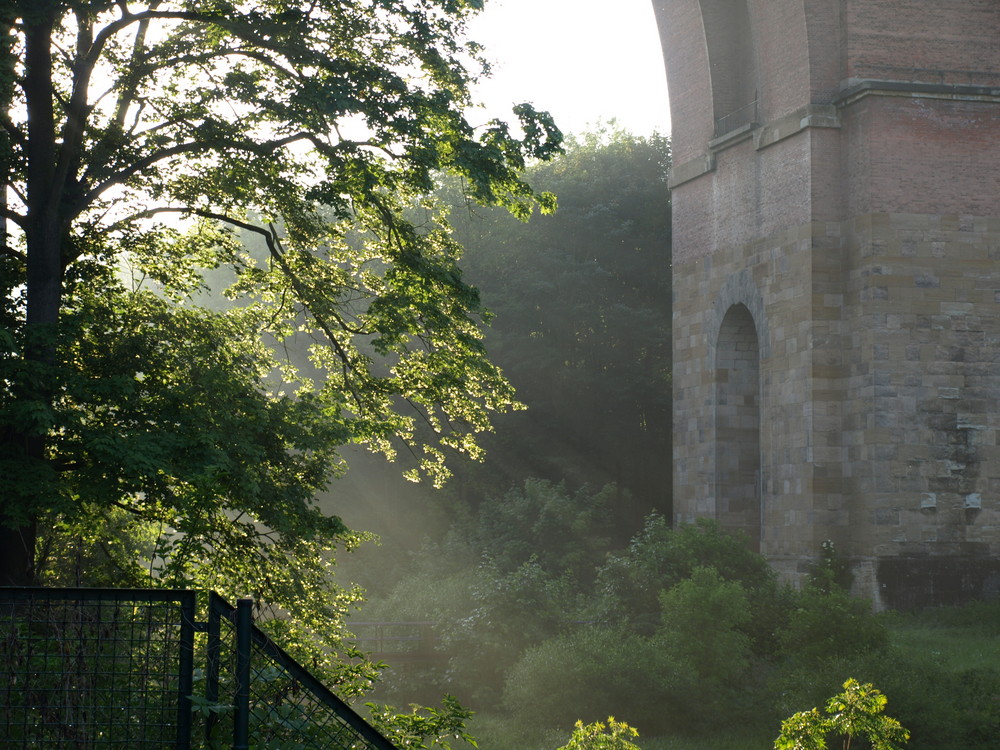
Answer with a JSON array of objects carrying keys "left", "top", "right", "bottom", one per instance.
[{"left": 0, "top": 0, "right": 560, "bottom": 624}]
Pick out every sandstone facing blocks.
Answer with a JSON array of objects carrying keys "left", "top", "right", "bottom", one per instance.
[{"left": 652, "top": 0, "right": 1000, "bottom": 608}]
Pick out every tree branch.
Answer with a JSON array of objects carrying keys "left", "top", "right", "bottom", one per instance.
[
  {"left": 76, "top": 139, "right": 205, "bottom": 213},
  {"left": 0, "top": 204, "right": 28, "bottom": 231},
  {"left": 0, "top": 244, "right": 27, "bottom": 263},
  {"left": 81, "top": 127, "right": 327, "bottom": 215},
  {"left": 114, "top": 206, "right": 365, "bottom": 402},
  {"left": 0, "top": 110, "right": 26, "bottom": 148},
  {"left": 112, "top": 1, "right": 161, "bottom": 133},
  {"left": 52, "top": 10, "right": 97, "bottom": 225}
]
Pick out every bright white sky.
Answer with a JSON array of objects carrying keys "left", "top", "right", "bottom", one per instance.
[{"left": 465, "top": 0, "right": 671, "bottom": 138}]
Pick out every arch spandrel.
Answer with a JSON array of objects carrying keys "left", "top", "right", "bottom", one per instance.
[{"left": 653, "top": 1, "right": 838, "bottom": 157}]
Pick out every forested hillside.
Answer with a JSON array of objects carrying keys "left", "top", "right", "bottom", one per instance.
[{"left": 329, "top": 126, "right": 672, "bottom": 558}]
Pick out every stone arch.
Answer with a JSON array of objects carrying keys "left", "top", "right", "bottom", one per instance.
[
  {"left": 715, "top": 302, "right": 762, "bottom": 552},
  {"left": 711, "top": 268, "right": 770, "bottom": 363},
  {"left": 699, "top": 0, "right": 758, "bottom": 135}
]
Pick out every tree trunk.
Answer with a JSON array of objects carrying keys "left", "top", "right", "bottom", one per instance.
[{"left": 0, "top": 10, "right": 60, "bottom": 587}]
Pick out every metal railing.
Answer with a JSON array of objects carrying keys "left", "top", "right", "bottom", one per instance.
[
  {"left": 205, "top": 593, "right": 397, "bottom": 750},
  {"left": 714, "top": 99, "right": 758, "bottom": 138},
  {"left": 0, "top": 587, "right": 197, "bottom": 748},
  {"left": 347, "top": 621, "right": 441, "bottom": 664},
  {"left": 0, "top": 587, "right": 397, "bottom": 750}
]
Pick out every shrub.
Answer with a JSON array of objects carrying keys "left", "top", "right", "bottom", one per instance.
[
  {"left": 555, "top": 717, "right": 641, "bottom": 750},
  {"left": 657, "top": 567, "right": 752, "bottom": 686},
  {"left": 502, "top": 626, "right": 686, "bottom": 733},
  {"left": 780, "top": 585, "right": 888, "bottom": 664},
  {"left": 595, "top": 517, "right": 776, "bottom": 627},
  {"left": 367, "top": 695, "right": 479, "bottom": 750},
  {"left": 775, "top": 679, "right": 909, "bottom": 750},
  {"left": 439, "top": 556, "right": 580, "bottom": 705},
  {"left": 594, "top": 515, "right": 785, "bottom": 655}
]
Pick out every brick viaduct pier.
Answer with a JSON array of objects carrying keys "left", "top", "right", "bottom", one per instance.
[{"left": 651, "top": 1, "right": 1000, "bottom": 607}]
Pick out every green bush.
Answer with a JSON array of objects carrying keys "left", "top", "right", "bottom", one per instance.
[
  {"left": 775, "top": 679, "right": 909, "bottom": 750},
  {"left": 780, "top": 585, "right": 888, "bottom": 664},
  {"left": 502, "top": 626, "right": 686, "bottom": 733},
  {"left": 440, "top": 557, "right": 579, "bottom": 704},
  {"left": 367, "top": 695, "right": 478, "bottom": 750},
  {"left": 594, "top": 516, "right": 784, "bottom": 652},
  {"left": 555, "top": 718, "right": 641, "bottom": 750},
  {"left": 657, "top": 567, "right": 752, "bottom": 687}
]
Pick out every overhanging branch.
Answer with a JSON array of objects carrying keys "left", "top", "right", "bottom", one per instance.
[{"left": 117, "top": 205, "right": 366, "bottom": 406}]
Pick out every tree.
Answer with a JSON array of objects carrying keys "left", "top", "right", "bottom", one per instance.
[
  {"left": 0, "top": 0, "right": 560, "bottom": 611},
  {"left": 555, "top": 718, "right": 641, "bottom": 750},
  {"left": 775, "top": 679, "right": 910, "bottom": 750},
  {"left": 443, "top": 126, "right": 672, "bottom": 525}
]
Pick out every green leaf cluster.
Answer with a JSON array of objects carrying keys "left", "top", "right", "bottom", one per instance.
[
  {"left": 555, "top": 718, "right": 641, "bottom": 750},
  {"left": 775, "top": 679, "right": 910, "bottom": 750},
  {"left": 367, "top": 695, "right": 479, "bottom": 750}
]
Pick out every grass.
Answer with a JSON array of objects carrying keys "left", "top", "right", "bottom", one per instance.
[
  {"left": 637, "top": 731, "right": 776, "bottom": 750},
  {"left": 885, "top": 600, "right": 1000, "bottom": 673}
]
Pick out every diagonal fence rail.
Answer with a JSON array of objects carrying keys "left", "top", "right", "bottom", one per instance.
[
  {"left": 0, "top": 587, "right": 397, "bottom": 750},
  {"left": 205, "top": 592, "right": 397, "bottom": 750}
]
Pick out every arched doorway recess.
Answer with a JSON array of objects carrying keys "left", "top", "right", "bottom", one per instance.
[{"left": 715, "top": 303, "right": 761, "bottom": 552}]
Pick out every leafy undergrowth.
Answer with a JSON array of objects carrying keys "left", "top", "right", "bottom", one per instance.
[
  {"left": 465, "top": 714, "right": 774, "bottom": 750},
  {"left": 448, "top": 599, "right": 1000, "bottom": 750}
]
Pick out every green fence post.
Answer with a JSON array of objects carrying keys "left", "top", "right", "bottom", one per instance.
[
  {"left": 176, "top": 591, "right": 196, "bottom": 750},
  {"left": 234, "top": 598, "right": 253, "bottom": 750}
]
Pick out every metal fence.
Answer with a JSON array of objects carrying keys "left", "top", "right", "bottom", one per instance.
[
  {"left": 204, "top": 592, "right": 397, "bottom": 750},
  {"left": 346, "top": 621, "right": 441, "bottom": 664},
  {"left": 0, "top": 587, "right": 397, "bottom": 750},
  {"left": 714, "top": 99, "right": 758, "bottom": 138},
  {"left": 0, "top": 587, "right": 197, "bottom": 748}
]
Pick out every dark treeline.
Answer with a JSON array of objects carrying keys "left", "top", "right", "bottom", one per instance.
[{"left": 443, "top": 125, "right": 673, "bottom": 534}]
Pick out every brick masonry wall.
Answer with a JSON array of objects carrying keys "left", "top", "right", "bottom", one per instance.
[
  {"left": 847, "top": 96, "right": 1000, "bottom": 218},
  {"left": 672, "top": 218, "right": 834, "bottom": 577},
  {"left": 753, "top": 0, "right": 811, "bottom": 119},
  {"left": 846, "top": 0, "right": 1000, "bottom": 86},
  {"left": 674, "top": 207, "right": 1000, "bottom": 596},
  {"left": 655, "top": 0, "right": 1000, "bottom": 604},
  {"left": 652, "top": 0, "right": 715, "bottom": 166},
  {"left": 669, "top": 134, "right": 816, "bottom": 266},
  {"left": 842, "top": 213, "right": 1000, "bottom": 554}
]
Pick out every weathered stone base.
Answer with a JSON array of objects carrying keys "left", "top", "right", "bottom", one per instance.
[
  {"left": 673, "top": 211, "right": 1000, "bottom": 607},
  {"left": 875, "top": 556, "right": 1000, "bottom": 610}
]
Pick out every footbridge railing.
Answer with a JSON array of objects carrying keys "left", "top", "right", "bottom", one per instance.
[{"left": 0, "top": 587, "right": 397, "bottom": 750}]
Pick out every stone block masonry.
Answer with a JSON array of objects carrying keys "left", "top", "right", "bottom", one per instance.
[{"left": 652, "top": 0, "right": 1000, "bottom": 608}]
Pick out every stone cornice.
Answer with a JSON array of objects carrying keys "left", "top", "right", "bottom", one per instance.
[
  {"left": 668, "top": 79, "right": 1000, "bottom": 190},
  {"left": 836, "top": 78, "right": 1000, "bottom": 107},
  {"left": 667, "top": 152, "right": 716, "bottom": 189},
  {"left": 753, "top": 104, "right": 840, "bottom": 150}
]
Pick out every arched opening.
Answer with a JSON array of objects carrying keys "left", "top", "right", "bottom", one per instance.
[
  {"left": 715, "top": 304, "right": 761, "bottom": 551},
  {"left": 699, "top": 0, "right": 758, "bottom": 136}
]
